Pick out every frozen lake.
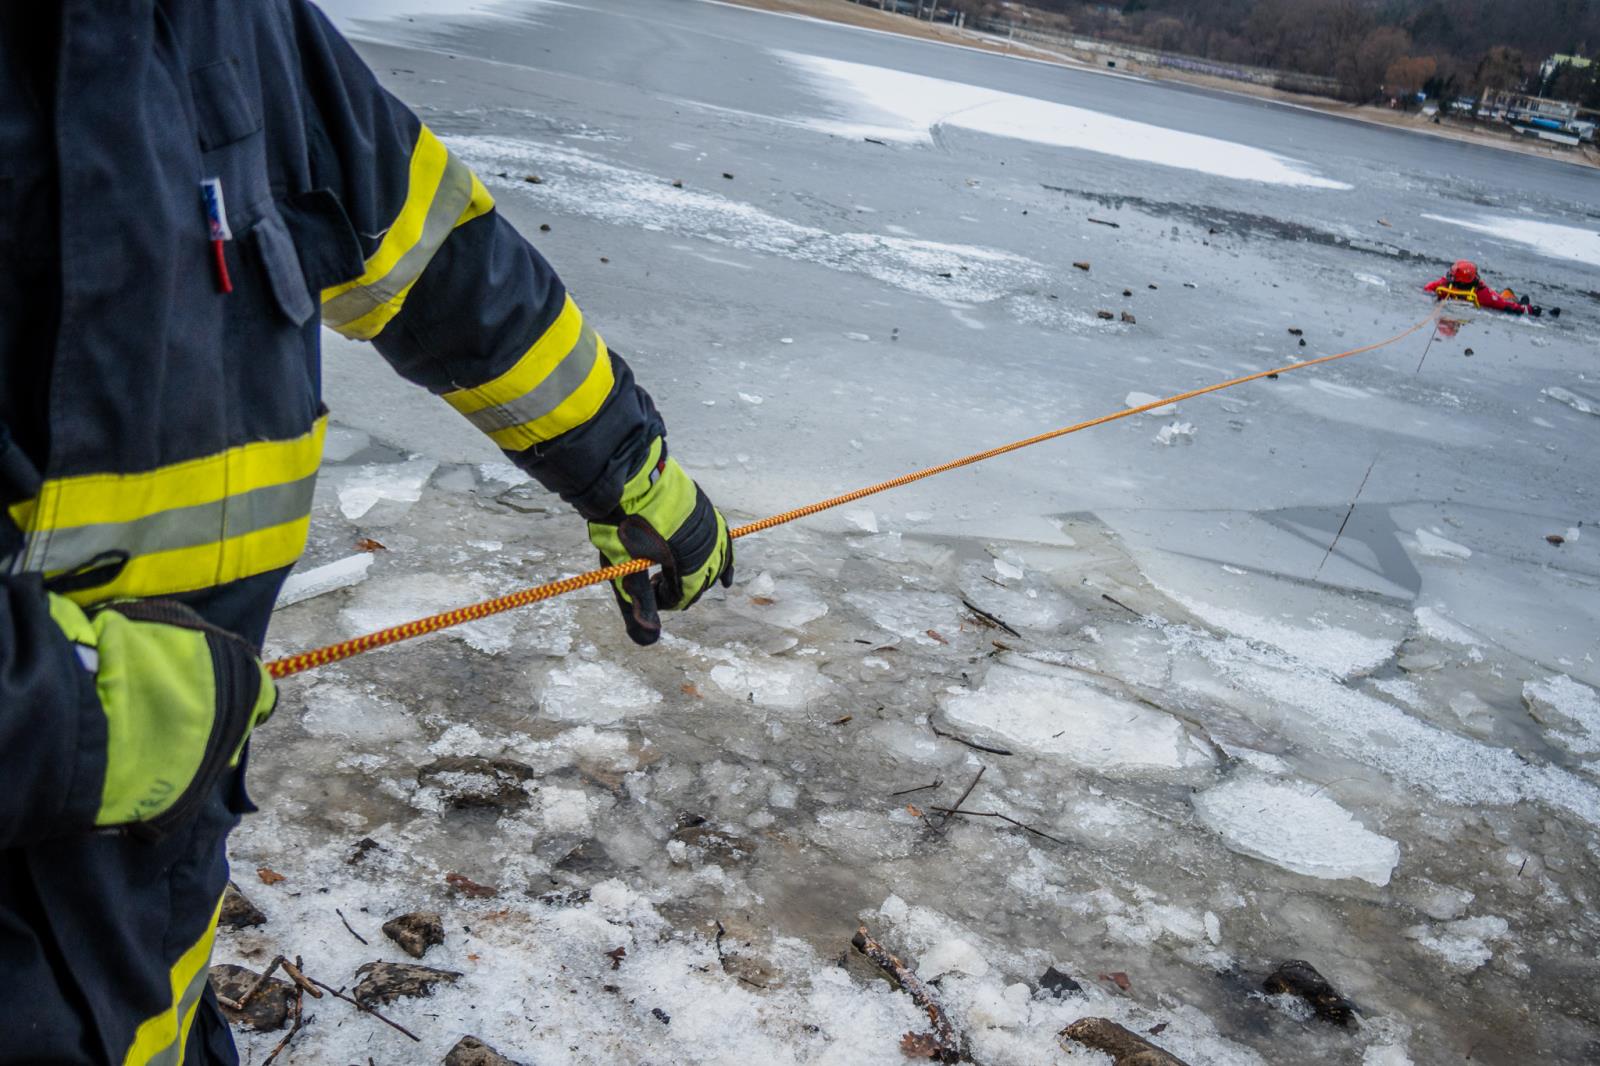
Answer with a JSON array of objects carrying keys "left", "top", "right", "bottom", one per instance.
[{"left": 223, "top": 2, "right": 1600, "bottom": 1064}]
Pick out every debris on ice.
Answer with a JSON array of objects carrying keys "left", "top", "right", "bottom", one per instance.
[
  {"left": 1192, "top": 777, "right": 1401, "bottom": 886},
  {"left": 274, "top": 553, "right": 374, "bottom": 609}
]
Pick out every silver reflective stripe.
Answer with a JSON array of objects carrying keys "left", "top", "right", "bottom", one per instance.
[
  {"left": 322, "top": 152, "right": 476, "bottom": 329},
  {"left": 24, "top": 473, "right": 317, "bottom": 573},
  {"left": 142, "top": 952, "right": 213, "bottom": 1066},
  {"left": 460, "top": 325, "right": 602, "bottom": 434}
]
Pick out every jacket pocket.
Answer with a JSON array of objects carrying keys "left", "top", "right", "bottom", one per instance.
[
  {"left": 189, "top": 58, "right": 262, "bottom": 152},
  {"left": 248, "top": 211, "right": 316, "bottom": 326}
]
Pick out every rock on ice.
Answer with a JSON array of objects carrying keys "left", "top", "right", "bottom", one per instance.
[{"left": 1192, "top": 777, "right": 1400, "bottom": 886}]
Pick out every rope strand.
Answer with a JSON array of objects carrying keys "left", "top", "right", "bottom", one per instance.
[{"left": 267, "top": 311, "right": 1439, "bottom": 679}]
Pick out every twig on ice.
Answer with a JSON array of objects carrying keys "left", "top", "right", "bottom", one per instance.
[
  {"left": 335, "top": 907, "right": 370, "bottom": 946},
  {"left": 305, "top": 976, "right": 420, "bottom": 1042},
  {"left": 931, "top": 806, "right": 1072, "bottom": 846},
  {"left": 221, "top": 955, "right": 284, "bottom": 1012},
  {"left": 929, "top": 721, "right": 1013, "bottom": 756},
  {"left": 851, "top": 925, "right": 960, "bottom": 1063}
]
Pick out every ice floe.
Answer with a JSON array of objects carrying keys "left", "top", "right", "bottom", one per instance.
[
  {"left": 940, "top": 659, "right": 1212, "bottom": 773},
  {"left": 1192, "top": 777, "right": 1400, "bottom": 886}
]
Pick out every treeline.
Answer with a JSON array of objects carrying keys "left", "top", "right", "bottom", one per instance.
[{"left": 950, "top": 0, "right": 1600, "bottom": 104}]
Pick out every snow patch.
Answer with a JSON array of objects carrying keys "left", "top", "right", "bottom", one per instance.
[
  {"left": 781, "top": 52, "right": 1349, "bottom": 189},
  {"left": 1423, "top": 213, "right": 1600, "bottom": 267}
]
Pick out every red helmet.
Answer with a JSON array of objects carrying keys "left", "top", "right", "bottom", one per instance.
[{"left": 1451, "top": 259, "right": 1478, "bottom": 285}]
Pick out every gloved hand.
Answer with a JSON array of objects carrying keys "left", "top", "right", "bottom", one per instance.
[
  {"left": 587, "top": 437, "right": 733, "bottom": 646},
  {"left": 48, "top": 594, "right": 276, "bottom": 836}
]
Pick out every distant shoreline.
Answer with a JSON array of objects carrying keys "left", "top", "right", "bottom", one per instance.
[{"left": 710, "top": 0, "right": 1600, "bottom": 172}]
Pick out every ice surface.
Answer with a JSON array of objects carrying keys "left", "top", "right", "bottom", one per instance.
[
  {"left": 780, "top": 52, "right": 1351, "bottom": 189},
  {"left": 941, "top": 659, "right": 1212, "bottom": 774},
  {"left": 455, "top": 135, "right": 1047, "bottom": 304},
  {"left": 273, "top": 553, "right": 374, "bottom": 608},
  {"left": 1412, "top": 528, "right": 1472, "bottom": 560},
  {"left": 1192, "top": 777, "right": 1400, "bottom": 886},
  {"left": 1422, "top": 213, "right": 1600, "bottom": 267},
  {"left": 1363, "top": 1045, "right": 1416, "bottom": 1066}
]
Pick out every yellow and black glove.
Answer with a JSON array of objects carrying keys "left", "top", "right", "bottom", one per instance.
[
  {"left": 587, "top": 437, "right": 733, "bottom": 646},
  {"left": 48, "top": 595, "right": 276, "bottom": 837}
]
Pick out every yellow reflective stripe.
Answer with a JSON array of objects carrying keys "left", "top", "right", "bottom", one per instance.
[
  {"left": 442, "top": 295, "right": 616, "bottom": 451},
  {"left": 8, "top": 419, "right": 325, "bottom": 602},
  {"left": 83, "top": 514, "right": 313, "bottom": 604},
  {"left": 1436, "top": 284, "right": 1479, "bottom": 306},
  {"left": 321, "top": 125, "right": 494, "bottom": 341},
  {"left": 120, "top": 895, "right": 222, "bottom": 1066},
  {"left": 13, "top": 420, "right": 325, "bottom": 531}
]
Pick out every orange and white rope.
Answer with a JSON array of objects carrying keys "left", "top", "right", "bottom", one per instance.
[{"left": 267, "top": 311, "right": 1439, "bottom": 679}]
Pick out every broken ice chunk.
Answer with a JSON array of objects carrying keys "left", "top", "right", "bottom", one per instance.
[
  {"left": 541, "top": 660, "right": 662, "bottom": 725},
  {"left": 940, "top": 661, "right": 1211, "bottom": 773},
  {"left": 274, "top": 553, "right": 373, "bottom": 608},
  {"left": 1523, "top": 674, "right": 1600, "bottom": 754},
  {"left": 1192, "top": 777, "right": 1400, "bottom": 886},
  {"left": 1154, "top": 421, "right": 1196, "bottom": 446},
  {"left": 1413, "top": 528, "right": 1471, "bottom": 560},
  {"left": 1125, "top": 391, "right": 1177, "bottom": 416},
  {"left": 336, "top": 459, "right": 437, "bottom": 520},
  {"left": 1404, "top": 915, "right": 1510, "bottom": 972},
  {"left": 844, "top": 509, "right": 879, "bottom": 534}
]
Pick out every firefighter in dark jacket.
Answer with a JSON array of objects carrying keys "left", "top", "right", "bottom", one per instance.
[{"left": 0, "top": 3, "right": 731, "bottom": 1062}]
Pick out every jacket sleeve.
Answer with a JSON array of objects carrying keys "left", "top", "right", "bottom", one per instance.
[
  {"left": 1422, "top": 277, "right": 1443, "bottom": 294},
  {"left": 1475, "top": 284, "right": 1526, "bottom": 313},
  {"left": 0, "top": 575, "right": 106, "bottom": 846},
  {"left": 287, "top": 1, "right": 658, "bottom": 519}
]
